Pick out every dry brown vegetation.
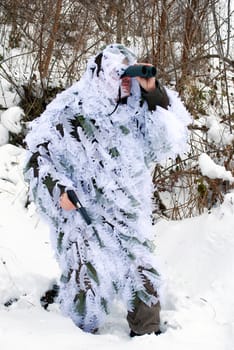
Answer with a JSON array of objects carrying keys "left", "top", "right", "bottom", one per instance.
[{"left": 0, "top": 0, "right": 233, "bottom": 218}]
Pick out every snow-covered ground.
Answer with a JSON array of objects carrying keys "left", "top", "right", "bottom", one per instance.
[
  {"left": 0, "top": 158, "right": 234, "bottom": 349},
  {"left": 0, "top": 103, "right": 233, "bottom": 350}
]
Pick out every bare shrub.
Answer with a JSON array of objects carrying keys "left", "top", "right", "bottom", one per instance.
[{"left": 0, "top": 0, "right": 233, "bottom": 218}]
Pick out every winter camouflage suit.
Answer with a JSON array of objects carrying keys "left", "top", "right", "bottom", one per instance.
[{"left": 24, "top": 44, "right": 191, "bottom": 335}]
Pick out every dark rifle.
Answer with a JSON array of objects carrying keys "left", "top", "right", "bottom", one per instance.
[{"left": 66, "top": 190, "right": 92, "bottom": 225}]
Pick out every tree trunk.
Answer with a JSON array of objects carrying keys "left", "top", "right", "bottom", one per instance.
[{"left": 39, "top": 0, "right": 62, "bottom": 80}]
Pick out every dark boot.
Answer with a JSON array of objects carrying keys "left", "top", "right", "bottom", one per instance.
[
  {"left": 130, "top": 329, "right": 162, "bottom": 337},
  {"left": 40, "top": 284, "right": 59, "bottom": 310}
]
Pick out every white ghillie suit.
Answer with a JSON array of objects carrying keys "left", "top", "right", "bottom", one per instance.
[{"left": 25, "top": 44, "right": 191, "bottom": 333}]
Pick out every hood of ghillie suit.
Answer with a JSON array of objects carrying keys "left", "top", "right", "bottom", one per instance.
[{"left": 83, "top": 43, "right": 137, "bottom": 101}]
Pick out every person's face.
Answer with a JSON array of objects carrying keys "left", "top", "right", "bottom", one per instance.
[{"left": 121, "top": 76, "right": 131, "bottom": 97}]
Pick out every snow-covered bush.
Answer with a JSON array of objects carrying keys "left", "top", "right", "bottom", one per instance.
[
  {"left": 0, "top": 144, "right": 28, "bottom": 206},
  {"left": 0, "top": 124, "right": 9, "bottom": 145},
  {"left": 0, "top": 105, "right": 25, "bottom": 147},
  {"left": 1, "top": 106, "right": 24, "bottom": 134},
  {"left": 153, "top": 109, "right": 234, "bottom": 219}
]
